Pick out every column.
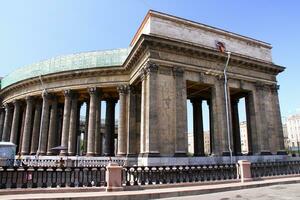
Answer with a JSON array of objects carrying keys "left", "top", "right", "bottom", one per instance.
[
  {"left": 104, "top": 99, "right": 117, "bottom": 156},
  {"left": 47, "top": 97, "right": 58, "bottom": 155},
  {"left": 173, "top": 67, "right": 188, "bottom": 156},
  {"left": 117, "top": 85, "right": 128, "bottom": 156},
  {"left": 76, "top": 102, "right": 82, "bottom": 155},
  {"left": 60, "top": 90, "right": 72, "bottom": 155},
  {"left": 95, "top": 98, "right": 102, "bottom": 156},
  {"left": 87, "top": 87, "right": 98, "bottom": 156},
  {"left": 10, "top": 100, "right": 21, "bottom": 144},
  {"left": 37, "top": 91, "right": 51, "bottom": 155},
  {"left": 21, "top": 96, "right": 34, "bottom": 155},
  {"left": 191, "top": 98, "right": 205, "bottom": 156},
  {"left": 271, "top": 85, "right": 285, "bottom": 152},
  {"left": 231, "top": 98, "right": 241, "bottom": 155},
  {"left": 207, "top": 99, "right": 214, "bottom": 155},
  {"left": 18, "top": 107, "right": 26, "bottom": 154},
  {"left": 2, "top": 103, "right": 13, "bottom": 141},
  {"left": 0, "top": 107, "right": 5, "bottom": 140},
  {"left": 30, "top": 100, "right": 42, "bottom": 154},
  {"left": 140, "top": 71, "right": 146, "bottom": 155},
  {"left": 83, "top": 101, "right": 89, "bottom": 155},
  {"left": 211, "top": 79, "right": 230, "bottom": 156},
  {"left": 127, "top": 87, "right": 138, "bottom": 156},
  {"left": 68, "top": 93, "right": 78, "bottom": 156},
  {"left": 253, "top": 83, "right": 270, "bottom": 154},
  {"left": 245, "top": 92, "right": 256, "bottom": 155},
  {"left": 141, "top": 63, "right": 160, "bottom": 157}
]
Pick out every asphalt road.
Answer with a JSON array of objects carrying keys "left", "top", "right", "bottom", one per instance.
[{"left": 157, "top": 183, "right": 300, "bottom": 200}]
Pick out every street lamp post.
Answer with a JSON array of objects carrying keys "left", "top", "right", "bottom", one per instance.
[{"left": 216, "top": 41, "right": 233, "bottom": 163}]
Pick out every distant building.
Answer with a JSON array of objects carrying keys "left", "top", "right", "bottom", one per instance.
[
  {"left": 285, "top": 114, "right": 300, "bottom": 151},
  {"left": 188, "top": 131, "right": 210, "bottom": 155},
  {"left": 239, "top": 121, "right": 249, "bottom": 153},
  {"left": 282, "top": 123, "right": 289, "bottom": 150}
]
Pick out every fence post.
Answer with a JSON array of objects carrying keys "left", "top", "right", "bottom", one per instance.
[
  {"left": 106, "top": 162, "right": 123, "bottom": 192},
  {"left": 238, "top": 160, "right": 252, "bottom": 183}
]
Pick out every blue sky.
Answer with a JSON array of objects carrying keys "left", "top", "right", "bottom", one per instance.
[{"left": 0, "top": 0, "right": 299, "bottom": 132}]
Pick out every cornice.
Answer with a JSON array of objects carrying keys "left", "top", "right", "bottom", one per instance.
[
  {"left": 129, "top": 34, "right": 284, "bottom": 75},
  {"left": 0, "top": 66, "right": 128, "bottom": 98}
]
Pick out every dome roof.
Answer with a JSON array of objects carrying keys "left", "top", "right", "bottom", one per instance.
[{"left": 1, "top": 48, "right": 131, "bottom": 89}]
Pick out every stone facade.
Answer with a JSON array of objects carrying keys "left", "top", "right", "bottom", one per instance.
[{"left": 0, "top": 10, "right": 285, "bottom": 165}]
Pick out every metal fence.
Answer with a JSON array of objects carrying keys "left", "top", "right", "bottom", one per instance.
[
  {"left": 122, "top": 164, "right": 237, "bottom": 186},
  {"left": 3, "top": 158, "right": 125, "bottom": 168},
  {"left": 251, "top": 161, "right": 300, "bottom": 178},
  {"left": 0, "top": 166, "right": 106, "bottom": 189}
]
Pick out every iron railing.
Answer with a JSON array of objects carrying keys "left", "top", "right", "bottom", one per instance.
[
  {"left": 3, "top": 158, "right": 125, "bottom": 167},
  {"left": 122, "top": 164, "right": 237, "bottom": 186},
  {"left": 251, "top": 161, "right": 300, "bottom": 178},
  {"left": 0, "top": 166, "right": 106, "bottom": 189}
]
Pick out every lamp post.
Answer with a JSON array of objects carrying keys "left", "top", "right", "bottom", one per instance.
[
  {"left": 216, "top": 41, "right": 233, "bottom": 163},
  {"left": 223, "top": 51, "right": 233, "bottom": 163}
]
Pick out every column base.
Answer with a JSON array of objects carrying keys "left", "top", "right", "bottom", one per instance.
[
  {"left": 193, "top": 153, "right": 205, "bottom": 157},
  {"left": 222, "top": 151, "right": 231, "bottom": 156},
  {"left": 174, "top": 152, "right": 187, "bottom": 157},
  {"left": 37, "top": 152, "right": 46, "bottom": 156},
  {"left": 21, "top": 152, "right": 29, "bottom": 156},
  {"left": 116, "top": 153, "right": 127, "bottom": 157},
  {"left": 277, "top": 150, "right": 288, "bottom": 155},
  {"left": 260, "top": 151, "right": 272, "bottom": 155},
  {"left": 234, "top": 152, "right": 243, "bottom": 156},
  {"left": 86, "top": 153, "right": 95, "bottom": 157},
  {"left": 140, "top": 152, "right": 160, "bottom": 158},
  {"left": 46, "top": 152, "right": 56, "bottom": 156},
  {"left": 104, "top": 153, "right": 115, "bottom": 157},
  {"left": 126, "top": 153, "right": 137, "bottom": 157}
]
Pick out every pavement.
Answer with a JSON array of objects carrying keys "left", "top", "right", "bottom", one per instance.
[
  {"left": 0, "top": 176, "right": 300, "bottom": 200},
  {"left": 159, "top": 183, "right": 300, "bottom": 200}
]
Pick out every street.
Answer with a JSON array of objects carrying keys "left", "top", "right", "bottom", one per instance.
[{"left": 158, "top": 183, "right": 300, "bottom": 200}]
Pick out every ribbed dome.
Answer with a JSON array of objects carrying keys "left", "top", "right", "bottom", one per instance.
[{"left": 1, "top": 48, "right": 131, "bottom": 89}]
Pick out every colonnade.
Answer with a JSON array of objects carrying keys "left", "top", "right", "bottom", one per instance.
[
  {"left": 190, "top": 82, "right": 285, "bottom": 156},
  {"left": 0, "top": 67, "right": 285, "bottom": 157},
  {"left": 0, "top": 87, "right": 126, "bottom": 157}
]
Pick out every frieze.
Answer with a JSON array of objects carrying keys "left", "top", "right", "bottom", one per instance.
[{"left": 159, "top": 67, "right": 172, "bottom": 76}]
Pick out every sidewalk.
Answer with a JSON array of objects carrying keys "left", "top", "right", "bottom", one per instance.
[{"left": 1, "top": 176, "right": 300, "bottom": 200}]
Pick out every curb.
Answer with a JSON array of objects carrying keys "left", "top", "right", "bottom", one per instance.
[{"left": 1, "top": 177, "right": 300, "bottom": 200}]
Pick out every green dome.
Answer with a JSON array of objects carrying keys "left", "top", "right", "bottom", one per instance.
[{"left": 1, "top": 48, "right": 131, "bottom": 89}]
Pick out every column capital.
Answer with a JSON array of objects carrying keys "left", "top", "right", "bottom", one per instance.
[
  {"left": 88, "top": 87, "right": 99, "bottom": 95},
  {"left": 128, "top": 85, "right": 137, "bottom": 95},
  {"left": 254, "top": 81, "right": 267, "bottom": 91},
  {"left": 172, "top": 66, "right": 184, "bottom": 77},
  {"left": 270, "top": 84, "right": 280, "bottom": 93},
  {"left": 64, "top": 89, "right": 73, "bottom": 97},
  {"left": 144, "top": 62, "right": 159, "bottom": 75},
  {"left": 117, "top": 84, "right": 129, "bottom": 94},
  {"left": 25, "top": 96, "right": 34, "bottom": 103},
  {"left": 12, "top": 99, "right": 21, "bottom": 107},
  {"left": 42, "top": 89, "right": 51, "bottom": 99}
]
